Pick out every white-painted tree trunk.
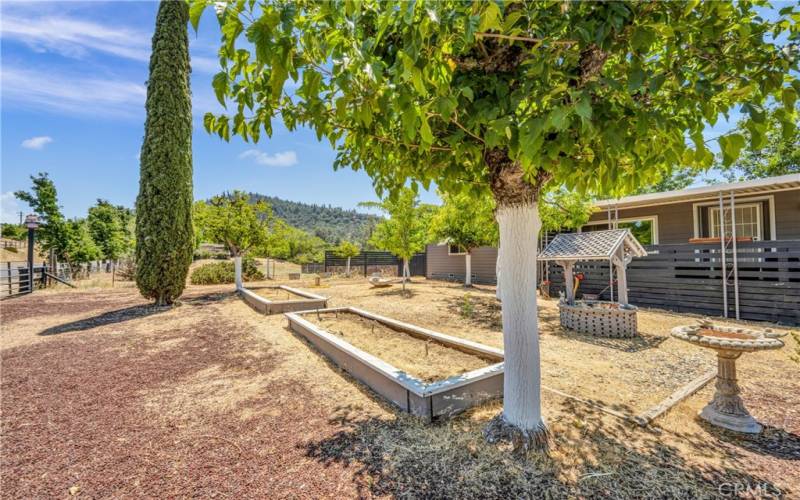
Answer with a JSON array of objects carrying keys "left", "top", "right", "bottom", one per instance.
[
  {"left": 465, "top": 251, "right": 472, "bottom": 287},
  {"left": 402, "top": 258, "right": 409, "bottom": 280},
  {"left": 346, "top": 257, "right": 351, "bottom": 277},
  {"left": 496, "top": 203, "right": 545, "bottom": 432},
  {"left": 234, "top": 255, "right": 243, "bottom": 290},
  {"left": 495, "top": 246, "right": 502, "bottom": 301}
]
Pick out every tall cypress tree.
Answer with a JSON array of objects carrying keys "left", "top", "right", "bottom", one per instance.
[{"left": 136, "top": 0, "right": 194, "bottom": 305}]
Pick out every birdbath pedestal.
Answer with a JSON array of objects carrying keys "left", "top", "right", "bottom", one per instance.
[{"left": 671, "top": 321, "right": 785, "bottom": 434}]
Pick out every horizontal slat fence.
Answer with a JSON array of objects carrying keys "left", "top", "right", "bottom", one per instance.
[
  {"left": 324, "top": 251, "right": 426, "bottom": 277},
  {"left": 1, "top": 263, "right": 48, "bottom": 298},
  {"left": 546, "top": 240, "right": 800, "bottom": 325}
]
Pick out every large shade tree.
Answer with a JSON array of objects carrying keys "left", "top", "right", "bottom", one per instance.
[
  {"left": 194, "top": 0, "right": 799, "bottom": 450},
  {"left": 194, "top": 191, "right": 274, "bottom": 289},
  {"left": 136, "top": 0, "right": 194, "bottom": 306},
  {"left": 430, "top": 191, "right": 497, "bottom": 287}
]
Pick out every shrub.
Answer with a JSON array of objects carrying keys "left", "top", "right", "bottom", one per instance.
[
  {"left": 190, "top": 257, "right": 264, "bottom": 285},
  {"left": 193, "top": 249, "right": 229, "bottom": 260}
]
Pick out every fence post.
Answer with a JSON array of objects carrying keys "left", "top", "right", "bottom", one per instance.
[
  {"left": 6, "top": 262, "right": 11, "bottom": 296},
  {"left": 364, "top": 253, "right": 368, "bottom": 277}
]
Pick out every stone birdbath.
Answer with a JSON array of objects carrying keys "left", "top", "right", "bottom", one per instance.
[{"left": 671, "top": 320, "right": 786, "bottom": 433}]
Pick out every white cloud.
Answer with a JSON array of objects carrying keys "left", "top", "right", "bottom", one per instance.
[
  {"left": 1, "top": 14, "right": 151, "bottom": 62},
  {"left": 1, "top": 66, "right": 147, "bottom": 119},
  {"left": 0, "top": 11, "right": 219, "bottom": 72},
  {"left": 1, "top": 192, "right": 22, "bottom": 224},
  {"left": 21, "top": 136, "right": 53, "bottom": 150},
  {"left": 239, "top": 149, "right": 298, "bottom": 167}
]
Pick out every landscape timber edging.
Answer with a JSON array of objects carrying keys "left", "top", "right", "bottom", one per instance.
[
  {"left": 285, "top": 306, "right": 504, "bottom": 421},
  {"left": 239, "top": 285, "right": 328, "bottom": 315}
]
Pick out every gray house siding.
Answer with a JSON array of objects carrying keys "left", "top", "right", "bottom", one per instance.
[
  {"left": 426, "top": 244, "right": 498, "bottom": 284},
  {"left": 775, "top": 189, "right": 800, "bottom": 239},
  {"left": 588, "top": 188, "right": 800, "bottom": 243}
]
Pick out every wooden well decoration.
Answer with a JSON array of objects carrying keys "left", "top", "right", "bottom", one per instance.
[{"left": 538, "top": 229, "right": 648, "bottom": 338}]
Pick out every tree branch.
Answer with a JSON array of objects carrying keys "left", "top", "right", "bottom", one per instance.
[{"left": 475, "top": 32, "right": 576, "bottom": 46}]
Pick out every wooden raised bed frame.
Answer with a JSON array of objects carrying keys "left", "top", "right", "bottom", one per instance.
[
  {"left": 285, "top": 307, "right": 504, "bottom": 420},
  {"left": 239, "top": 285, "right": 328, "bottom": 315}
]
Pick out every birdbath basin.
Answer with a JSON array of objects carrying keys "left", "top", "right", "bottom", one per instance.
[{"left": 671, "top": 321, "right": 786, "bottom": 433}]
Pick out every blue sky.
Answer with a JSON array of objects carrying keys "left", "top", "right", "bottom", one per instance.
[
  {"left": 1, "top": 1, "right": 789, "bottom": 223},
  {"left": 1, "top": 0, "right": 440, "bottom": 223}
]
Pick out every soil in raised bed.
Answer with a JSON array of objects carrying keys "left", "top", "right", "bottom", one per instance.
[
  {"left": 251, "top": 287, "right": 308, "bottom": 301},
  {"left": 309, "top": 312, "right": 493, "bottom": 383}
]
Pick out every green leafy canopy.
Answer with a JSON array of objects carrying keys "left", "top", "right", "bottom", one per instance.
[
  {"left": 194, "top": 0, "right": 798, "bottom": 198},
  {"left": 361, "top": 187, "right": 435, "bottom": 260},
  {"left": 430, "top": 190, "right": 498, "bottom": 251},
  {"left": 194, "top": 191, "right": 275, "bottom": 256}
]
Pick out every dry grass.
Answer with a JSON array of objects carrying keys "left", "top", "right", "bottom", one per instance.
[
  {"left": 2, "top": 278, "right": 798, "bottom": 498},
  {"left": 249, "top": 285, "right": 309, "bottom": 301},
  {"left": 309, "top": 311, "right": 493, "bottom": 382}
]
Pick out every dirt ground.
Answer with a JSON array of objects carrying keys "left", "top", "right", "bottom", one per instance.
[
  {"left": 1, "top": 275, "right": 798, "bottom": 498},
  {"left": 309, "top": 311, "right": 493, "bottom": 382}
]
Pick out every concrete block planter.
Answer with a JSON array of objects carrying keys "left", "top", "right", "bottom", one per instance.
[
  {"left": 559, "top": 300, "right": 638, "bottom": 338},
  {"left": 285, "top": 307, "right": 504, "bottom": 420},
  {"left": 239, "top": 285, "right": 328, "bottom": 315}
]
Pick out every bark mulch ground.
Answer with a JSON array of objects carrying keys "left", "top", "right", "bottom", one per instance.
[
  {"left": 2, "top": 284, "right": 798, "bottom": 498},
  {"left": 1, "top": 289, "right": 365, "bottom": 498}
]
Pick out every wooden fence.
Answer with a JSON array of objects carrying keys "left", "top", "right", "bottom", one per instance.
[
  {"left": 1, "top": 262, "right": 48, "bottom": 298},
  {"left": 546, "top": 240, "right": 800, "bottom": 325}
]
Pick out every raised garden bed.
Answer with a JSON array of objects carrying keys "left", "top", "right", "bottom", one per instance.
[
  {"left": 239, "top": 285, "right": 327, "bottom": 315},
  {"left": 285, "top": 307, "right": 504, "bottom": 420}
]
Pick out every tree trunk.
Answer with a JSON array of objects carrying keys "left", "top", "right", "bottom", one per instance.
[
  {"left": 465, "top": 251, "right": 472, "bottom": 287},
  {"left": 483, "top": 149, "right": 549, "bottom": 451},
  {"left": 234, "top": 255, "right": 243, "bottom": 290},
  {"left": 346, "top": 257, "right": 351, "bottom": 277},
  {"left": 402, "top": 258, "right": 409, "bottom": 281}
]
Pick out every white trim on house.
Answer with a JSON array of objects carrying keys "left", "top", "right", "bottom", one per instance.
[
  {"left": 580, "top": 216, "right": 660, "bottom": 244},
  {"left": 447, "top": 244, "right": 466, "bottom": 256},
  {"left": 709, "top": 203, "right": 762, "bottom": 240},
  {"left": 692, "top": 195, "right": 775, "bottom": 241},
  {"left": 595, "top": 174, "right": 800, "bottom": 210}
]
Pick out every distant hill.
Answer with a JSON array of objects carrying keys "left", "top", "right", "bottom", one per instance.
[{"left": 247, "top": 193, "right": 380, "bottom": 245}]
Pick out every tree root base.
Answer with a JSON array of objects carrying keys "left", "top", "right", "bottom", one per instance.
[{"left": 483, "top": 414, "right": 550, "bottom": 454}]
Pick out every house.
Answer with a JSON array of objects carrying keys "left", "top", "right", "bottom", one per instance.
[{"left": 426, "top": 174, "right": 800, "bottom": 324}]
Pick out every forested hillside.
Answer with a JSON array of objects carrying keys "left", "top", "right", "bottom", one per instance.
[{"left": 247, "top": 193, "right": 380, "bottom": 245}]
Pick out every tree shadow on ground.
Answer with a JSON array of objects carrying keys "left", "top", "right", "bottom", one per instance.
[
  {"left": 37, "top": 292, "right": 234, "bottom": 336},
  {"left": 300, "top": 396, "right": 782, "bottom": 499},
  {"left": 698, "top": 421, "right": 800, "bottom": 461},
  {"left": 444, "top": 294, "right": 502, "bottom": 330},
  {"left": 182, "top": 291, "right": 236, "bottom": 306},
  {"left": 550, "top": 328, "right": 668, "bottom": 353},
  {"left": 39, "top": 304, "right": 172, "bottom": 336},
  {"left": 372, "top": 287, "right": 417, "bottom": 299}
]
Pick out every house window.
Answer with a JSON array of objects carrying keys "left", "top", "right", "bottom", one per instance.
[
  {"left": 448, "top": 244, "right": 466, "bottom": 255},
  {"left": 581, "top": 217, "right": 658, "bottom": 245},
  {"left": 709, "top": 203, "right": 762, "bottom": 240}
]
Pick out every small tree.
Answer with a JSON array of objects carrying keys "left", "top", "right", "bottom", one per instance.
[
  {"left": 334, "top": 240, "right": 361, "bottom": 277},
  {"left": 87, "top": 199, "right": 134, "bottom": 261},
  {"left": 135, "top": 0, "right": 194, "bottom": 306},
  {"left": 14, "top": 173, "right": 71, "bottom": 261},
  {"left": 65, "top": 219, "right": 102, "bottom": 271},
  {"left": 431, "top": 191, "right": 497, "bottom": 287},
  {"left": 198, "top": 0, "right": 799, "bottom": 450},
  {"left": 194, "top": 191, "right": 273, "bottom": 289},
  {"left": 361, "top": 188, "right": 434, "bottom": 293}
]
